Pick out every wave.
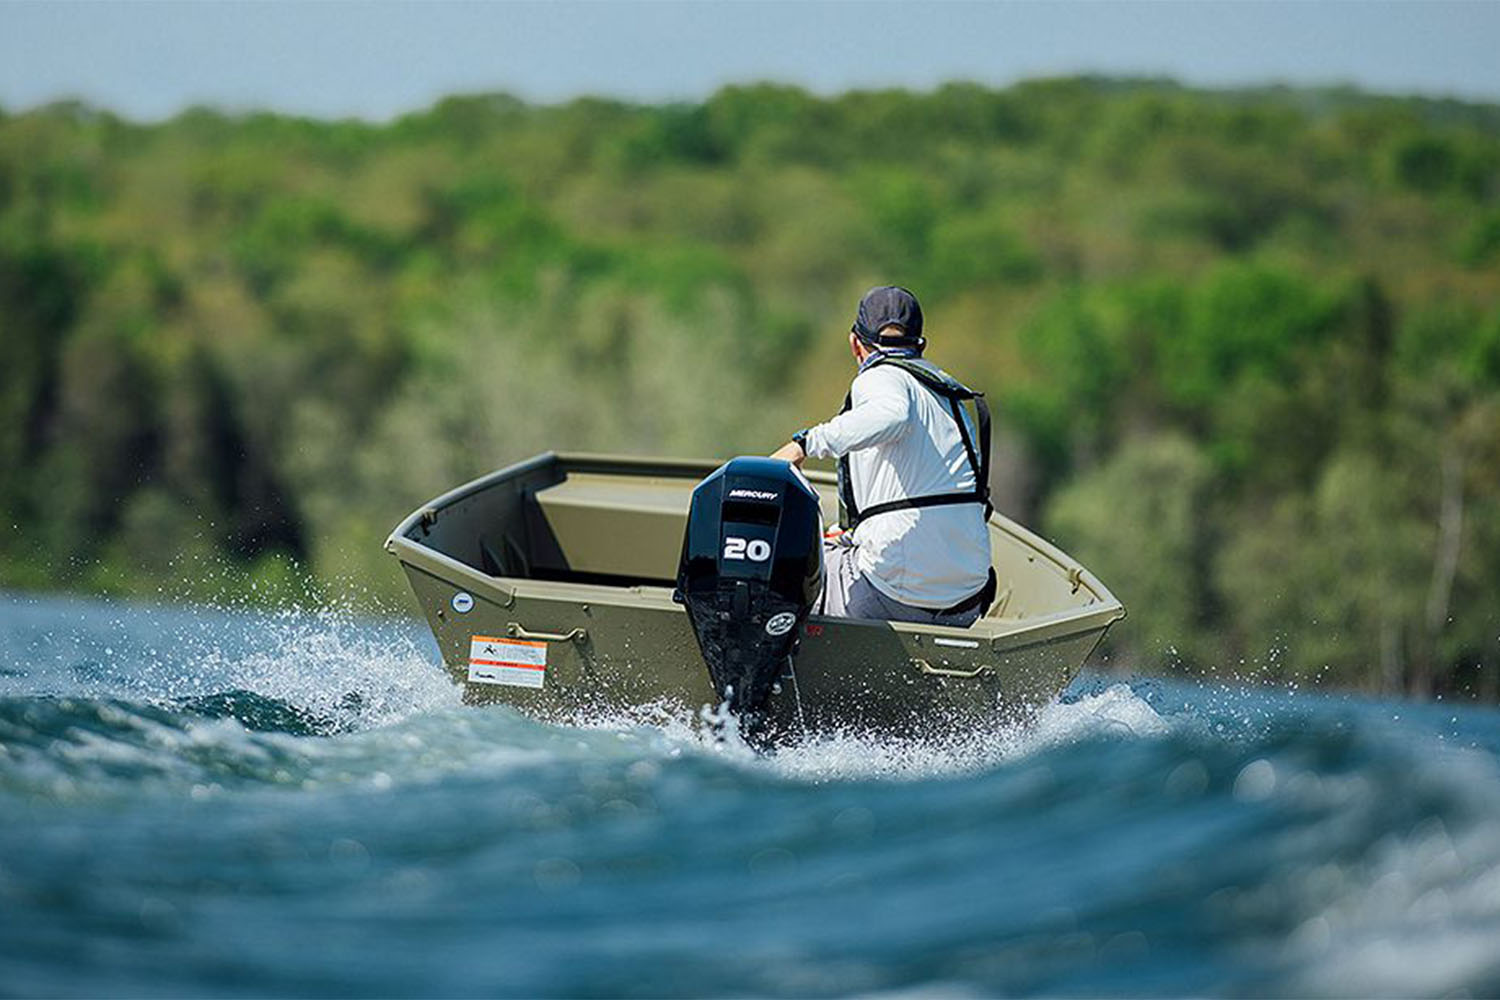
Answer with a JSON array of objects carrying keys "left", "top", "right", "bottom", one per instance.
[
  {"left": 5, "top": 590, "right": 1500, "bottom": 996},
  {"left": 1, "top": 679, "right": 1498, "bottom": 997}
]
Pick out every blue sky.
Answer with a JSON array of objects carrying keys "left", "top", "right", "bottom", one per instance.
[{"left": 3, "top": 1, "right": 1499, "bottom": 120}]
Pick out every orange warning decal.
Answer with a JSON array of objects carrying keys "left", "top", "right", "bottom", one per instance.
[{"left": 467, "top": 636, "right": 547, "bottom": 688}]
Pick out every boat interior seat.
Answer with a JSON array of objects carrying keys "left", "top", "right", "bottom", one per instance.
[
  {"left": 528, "top": 472, "right": 697, "bottom": 584},
  {"left": 525, "top": 469, "right": 842, "bottom": 588}
]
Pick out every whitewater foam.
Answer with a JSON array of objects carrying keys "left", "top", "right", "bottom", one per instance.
[
  {"left": 185, "top": 605, "right": 458, "bottom": 730},
  {"left": 538, "top": 681, "right": 1176, "bottom": 784}
]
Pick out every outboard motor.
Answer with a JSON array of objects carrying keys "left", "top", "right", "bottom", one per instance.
[{"left": 674, "top": 457, "right": 824, "bottom": 718}]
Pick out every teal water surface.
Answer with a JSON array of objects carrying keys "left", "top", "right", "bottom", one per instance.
[{"left": 2, "top": 590, "right": 1499, "bottom": 997}]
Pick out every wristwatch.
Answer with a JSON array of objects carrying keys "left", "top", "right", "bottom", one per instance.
[{"left": 791, "top": 429, "right": 809, "bottom": 455}]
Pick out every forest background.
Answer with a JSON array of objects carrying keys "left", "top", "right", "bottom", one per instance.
[{"left": 2, "top": 79, "right": 1498, "bottom": 699}]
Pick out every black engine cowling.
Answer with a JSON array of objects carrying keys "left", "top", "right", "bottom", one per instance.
[{"left": 674, "top": 458, "right": 824, "bottom": 716}]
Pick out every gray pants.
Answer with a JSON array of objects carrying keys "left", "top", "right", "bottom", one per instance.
[{"left": 817, "top": 536, "right": 982, "bottom": 628}]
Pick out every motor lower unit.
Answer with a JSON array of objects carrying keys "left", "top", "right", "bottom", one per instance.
[{"left": 674, "top": 457, "right": 824, "bottom": 718}]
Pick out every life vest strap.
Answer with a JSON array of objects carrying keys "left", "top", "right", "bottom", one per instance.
[{"left": 851, "top": 490, "right": 987, "bottom": 522}]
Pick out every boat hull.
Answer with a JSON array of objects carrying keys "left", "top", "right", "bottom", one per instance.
[
  {"left": 389, "top": 454, "right": 1124, "bottom": 739},
  {"left": 401, "top": 559, "right": 1110, "bottom": 736}
]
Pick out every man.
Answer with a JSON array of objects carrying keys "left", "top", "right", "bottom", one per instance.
[{"left": 771, "top": 286, "right": 994, "bottom": 627}]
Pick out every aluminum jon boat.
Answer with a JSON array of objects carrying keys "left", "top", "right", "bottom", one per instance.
[{"left": 386, "top": 452, "right": 1124, "bottom": 739}]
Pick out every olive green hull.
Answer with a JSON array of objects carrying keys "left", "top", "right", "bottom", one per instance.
[{"left": 387, "top": 453, "right": 1124, "bottom": 737}]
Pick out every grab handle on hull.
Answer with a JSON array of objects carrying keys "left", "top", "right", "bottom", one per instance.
[
  {"left": 913, "top": 658, "right": 991, "bottom": 679},
  {"left": 506, "top": 622, "right": 588, "bottom": 643}
]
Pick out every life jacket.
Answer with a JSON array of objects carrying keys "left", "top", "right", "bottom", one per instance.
[{"left": 836, "top": 356, "right": 992, "bottom": 532}]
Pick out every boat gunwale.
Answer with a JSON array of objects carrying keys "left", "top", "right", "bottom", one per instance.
[{"left": 386, "top": 451, "right": 1125, "bottom": 643}]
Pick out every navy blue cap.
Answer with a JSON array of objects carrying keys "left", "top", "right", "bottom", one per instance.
[{"left": 852, "top": 286, "right": 924, "bottom": 347}]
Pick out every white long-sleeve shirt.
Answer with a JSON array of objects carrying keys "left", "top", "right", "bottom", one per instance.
[{"left": 802, "top": 359, "right": 992, "bottom": 609}]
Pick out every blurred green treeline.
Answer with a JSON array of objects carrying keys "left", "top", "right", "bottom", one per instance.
[{"left": 2, "top": 79, "right": 1498, "bottom": 698}]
